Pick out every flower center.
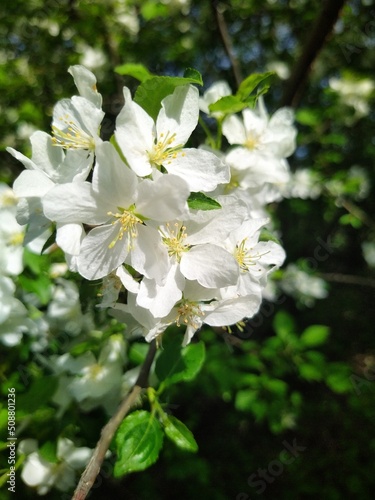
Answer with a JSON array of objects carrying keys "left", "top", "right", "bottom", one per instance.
[
  {"left": 176, "top": 301, "right": 204, "bottom": 329},
  {"left": 52, "top": 115, "right": 95, "bottom": 150},
  {"left": 225, "top": 171, "right": 240, "bottom": 192},
  {"left": 234, "top": 239, "right": 269, "bottom": 272},
  {"left": 107, "top": 207, "right": 142, "bottom": 249},
  {"left": 148, "top": 131, "right": 185, "bottom": 166},
  {"left": 160, "top": 222, "right": 189, "bottom": 261},
  {"left": 0, "top": 189, "right": 18, "bottom": 207},
  {"left": 9, "top": 231, "right": 24, "bottom": 246},
  {"left": 88, "top": 363, "right": 103, "bottom": 379},
  {"left": 244, "top": 132, "right": 261, "bottom": 150}
]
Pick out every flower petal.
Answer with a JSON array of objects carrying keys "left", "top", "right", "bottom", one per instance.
[
  {"left": 115, "top": 87, "right": 155, "bottom": 176},
  {"left": 164, "top": 148, "right": 230, "bottom": 192},
  {"left": 78, "top": 224, "right": 130, "bottom": 280},
  {"left": 180, "top": 244, "right": 239, "bottom": 288},
  {"left": 156, "top": 85, "right": 199, "bottom": 146}
]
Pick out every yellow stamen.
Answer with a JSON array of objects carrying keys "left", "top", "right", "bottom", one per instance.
[
  {"left": 107, "top": 208, "right": 142, "bottom": 249},
  {"left": 9, "top": 232, "right": 24, "bottom": 246},
  {"left": 160, "top": 222, "right": 189, "bottom": 261},
  {"left": 176, "top": 301, "right": 204, "bottom": 329},
  {"left": 244, "top": 132, "right": 260, "bottom": 150},
  {"left": 234, "top": 238, "right": 270, "bottom": 272},
  {"left": 148, "top": 131, "right": 184, "bottom": 166},
  {"left": 52, "top": 114, "right": 95, "bottom": 150}
]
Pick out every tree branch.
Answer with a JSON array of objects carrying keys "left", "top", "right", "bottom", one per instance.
[
  {"left": 318, "top": 272, "right": 375, "bottom": 288},
  {"left": 339, "top": 197, "right": 375, "bottom": 232},
  {"left": 211, "top": 0, "right": 243, "bottom": 89},
  {"left": 72, "top": 339, "right": 157, "bottom": 500},
  {"left": 280, "top": 0, "right": 346, "bottom": 107}
]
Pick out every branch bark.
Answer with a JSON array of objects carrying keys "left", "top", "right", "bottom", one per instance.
[
  {"left": 318, "top": 273, "right": 375, "bottom": 288},
  {"left": 280, "top": 0, "right": 346, "bottom": 108},
  {"left": 211, "top": 0, "right": 243, "bottom": 89},
  {"left": 72, "top": 339, "right": 157, "bottom": 500}
]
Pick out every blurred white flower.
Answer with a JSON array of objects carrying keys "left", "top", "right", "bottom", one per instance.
[
  {"left": 283, "top": 168, "right": 322, "bottom": 199},
  {"left": 199, "top": 80, "right": 232, "bottom": 119},
  {"left": 52, "top": 335, "right": 127, "bottom": 412},
  {"left": 362, "top": 241, "right": 375, "bottom": 268},
  {"left": 47, "top": 279, "right": 84, "bottom": 335},
  {"left": 280, "top": 264, "right": 328, "bottom": 307},
  {"left": 78, "top": 45, "right": 107, "bottom": 71},
  {"left": 329, "top": 75, "right": 375, "bottom": 120},
  {"left": 266, "top": 61, "right": 290, "bottom": 80},
  {"left": 19, "top": 437, "right": 92, "bottom": 495}
]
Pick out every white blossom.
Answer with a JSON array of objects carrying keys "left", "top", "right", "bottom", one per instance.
[
  {"left": 19, "top": 437, "right": 92, "bottom": 495},
  {"left": 115, "top": 84, "right": 230, "bottom": 191}
]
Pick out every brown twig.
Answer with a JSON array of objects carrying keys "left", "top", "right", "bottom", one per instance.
[
  {"left": 72, "top": 339, "right": 157, "bottom": 500},
  {"left": 318, "top": 272, "right": 375, "bottom": 288},
  {"left": 339, "top": 198, "right": 375, "bottom": 232},
  {"left": 280, "top": 0, "right": 346, "bottom": 107},
  {"left": 211, "top": 0, "right": 243, "bottom": 89}
]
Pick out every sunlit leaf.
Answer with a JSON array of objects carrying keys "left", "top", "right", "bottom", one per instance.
[
  {"left": 114, "top": 410, "right": 163, "bottom": 477},
  {"left": 163, "top": 415, "right": 198, "bottom": 452}
]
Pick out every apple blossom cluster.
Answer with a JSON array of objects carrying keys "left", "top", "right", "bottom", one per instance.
[{"left": 7, "top": 66, "right": 297, "bottom": 346}]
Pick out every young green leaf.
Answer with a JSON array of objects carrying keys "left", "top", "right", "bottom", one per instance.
[
  {"left": 236, "top": 72, "right": 274, "bottom": 101},
  {"left": 39, "top": 440, "right": 58, "bottom": 463},
  {"left": 300, "top": 325, "right": 330, "bottom": 347},
  {"left": 187, "top": 192, "right": 221, "bottom": 211},
  {"left": 273, "top": 310, "right": 297, "bottom": 339},
  {"left": 155, "top": 337, "right": 206, "bottom": 389},
  {"left": 114, "top": 410, "right": 163, "bottom": 477},
  {"left": 259, "top": 228, "right": 281, "bottom": 245},
  {"left": 163, "top": 415, "right": 198, "bottom": 452},
  {"left": 208, "top": 95, "right": 246, "bottom": 115},
  {"left": 17, "top": 376, "right": 58, "bottom": 414},
  {"left": 114, "top": 63, "right": 153, "bottom": 82},
  {"left": 134, "top": 71, "right": 203, "bottom": 120},
  {"left": 183, "top": 67, "right": 203, "bottom": 84}
]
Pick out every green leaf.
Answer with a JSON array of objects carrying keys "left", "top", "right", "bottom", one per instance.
[
  {"left": 187, "top": 192, "right": 221, "bottom": 211},
  {"left": 262, "top": 378, "right": 288, "bottom": 395},
  {"left": 208, "top": 95, "right": 248, "bottom": 115},
  {"left": 141, "top": 1, "right": 169, "bottom": 20},
  {"left": 298, "top": 363, "right": 324, "bottom": 381},
  {"left": 114, "top": 63, "right": 153, "bottom": 82},
  {"left": 17, "top": 376, "right": 58, "bottom": 414},
  {"left": 236, "top": 72, "right": 274, "bottom": 100},
  {"left": 18, "top": 274, "right": 52, "bottom": 305},
  {"left": 134, "top": 72, "right": 203, "bottom": 121},
  {"left": 273, "top": 310, "right": 297, "bottom": 339},
  {"left": 23, "top": 248, "right": 44, "bottom": 274},
  {"left": 183, "top": 68, "right": 203, "bottom": 84},
  {"left": 39, "top": 440, "right": 58, "bottom": 463},
  {"left": 155, "top": 337, "right": 206, "bottom": 389},
  {"left": 326, "top": 363, "right": 352, "bottom": 393},
  {"left": 163, "top": 415, "right": 198, "bottom": 452},
  {"left": 128, "top": 342, "right": 150, "bottom": 365},
  {"left": 235, "top": 389, "right": 258, "bottom": 412},
  {"left": 0, "top": 409, "right": 8, "bottom": 434},
  {"left": 114, "top": 410, "right": 163, "bottom": 477},
  {"left": 300, "top": 325, "right": 330, "bottom": 347},
  {"left": 259, "top": 228, "right": 281, "bottom": 245},
  {"left": 295, "top": 108, "right": 321, "bottom": 126},
  {"left": 41, "top": 229, "right": 56, "bottom": 254}
]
